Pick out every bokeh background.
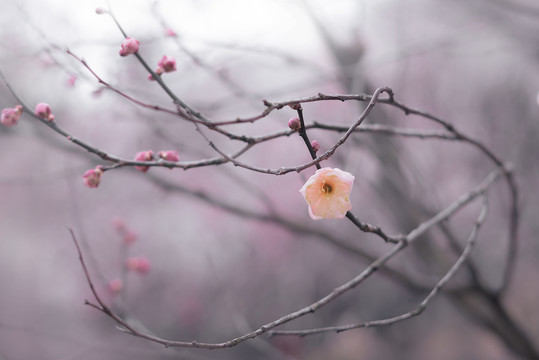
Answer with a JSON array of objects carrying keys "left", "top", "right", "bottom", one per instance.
[{"left": 0, "top": 0, "right": 538, "bottom": 359}]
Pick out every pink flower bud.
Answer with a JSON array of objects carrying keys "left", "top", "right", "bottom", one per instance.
[
  {"left": 165, "top": 28, "right": 177, "bottom": 37},
  {"left": 147, "top": 73, "right": 156, "bottom": 81},
  {"left": 67, "top": 74, "right": 77, "bottom": 87},
  {"left": 126, "top": 256, "right": 151, "bottom": 274},
  {"left": 34, "top": 103, "right": 54, "bottom": 121},
  {"left": 134, "top": 150, "right": 154, "bottom": 172},
  {"left": 288, "top": 117, "right": 301, "bottom": 131},
  {"left": 158, "top": 150, "right": 179, "bottom": 162},
  {"left": 311, "top": 140, "right": 320, "bottom": 152},
  {"left": 82, "top": 166, "right": 103, "bottom": 188},
  {"left": 119, "top": 37, "right": 140, "bottom": 57},
  {"left": 136, "top": 257, "right": 151, "bottom": 273},
  {"left": 112, "top": 218, "right": 126, "bottom": 232},
  {"left": 157, "top": 55, "right": 177, "bottom": 73},
  {"left": 108, "top": 278, "right": 123, "bottom": 294},
  {"left": 1, "top": 105, "right": 23, "bottom": 127},
  {"left": 123, "top": 230, "right": 137, "bottom": 246},
  {"left": 95, "top": 7, "right": 107, "bottom": 14}
]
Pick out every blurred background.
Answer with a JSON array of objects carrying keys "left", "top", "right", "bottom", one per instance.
[{"left": 0, "top": 0, "right": 538, "bottom": 359}]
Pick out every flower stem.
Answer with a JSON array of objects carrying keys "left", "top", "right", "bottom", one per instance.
[{"left": 297, "top": 106, "right": 321, "bottom": 169}]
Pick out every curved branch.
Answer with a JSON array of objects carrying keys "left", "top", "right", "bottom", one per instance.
[
  {"left": 69, "top": 169, "right": 501, "bottom": 349},
  {"left": 269, "top": 195, "right": 489, "bottom": 336}
]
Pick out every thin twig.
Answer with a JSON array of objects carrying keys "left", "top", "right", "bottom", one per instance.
[{"left": 204, "top": 87, "right": 393, "bottom": 175}]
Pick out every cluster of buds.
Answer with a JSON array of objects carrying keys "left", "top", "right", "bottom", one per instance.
[
  {"left": 35, "top": 103, "right": 54, "bottom": 122},
  {"left": 112, "top": 218, "right": 138, "bottom": 246},
  {"left": 119, "top": 37, "right": 139, "bottom": 57},
  {"left": 82, "top": 165, "right": 104, "bottom": 188},
  {"left": 126, "top": 256, "right": 151, "bottom": 275},
  {"left": 1, "top": 105, "right": 23, "bottom": 127},
  {"left": 288, "top": 117, "right": 320, "bottom": 152},
  {"left": 134, "top": 150, "right": 154, "bottom": 172},
  {"left": 149, "top": 55, "right": 177, "bottom": 80},
  {"left": 134, "top": 149, "right": 180, "bottom": 172}
]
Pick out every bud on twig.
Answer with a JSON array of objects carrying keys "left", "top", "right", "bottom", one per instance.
[
  {"left": 35, "top": 103, "right": 55, "bottom": 122},
  {"left": 288, "top": 117, "right": 301, "bottom": 131},
  {"left": 119, "top": 38, "right": 140, "bottom": 57},
  {"left": 311, "top": 140, "right": 320, "bottom": 152},
  {"left": 1, "top": 105, "right": 23, "bottom": 127}
]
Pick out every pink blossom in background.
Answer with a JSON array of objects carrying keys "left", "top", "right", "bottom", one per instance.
[
  {"left": 91, "top": 88, "right": 104, "bottom": 98},
  {"left": 118, "top": 37, "right": 139, "bottom": 57},
  {"left": 82, "top": 166, "right": 103, "bottom": 188},
  {"left": 108, "top": 278, "right": 123, "bottom": 294},
  {"left": 288, "top": 117, "right": 301, "bottom": 131},
  {"left": 122, "top": 230, "right": 137, "bottom": 246},
  {"left": 157, "top": 55, "right": 177, "bottom": 73},
  {"left": 34, "top": 102, "right": 54, "bottom": 121},
  {"left": 66, "top": 74, "right": 77, "bottom": 87},
  {"left": 158, "top": 150, "right": 179, "bottom": 162},
  {"left": 299, "top": 167, "right": 355, "bottom": 220},
  {"left": 1, "top": 105, "right": 23, "bottom": 127},
  {"left": 112, "top": 218, "right": 126, "bottom": 232},
  {"left": 165, "top": 28, "right": 177, "bottom": 37},
  {"left": 126, "top": 256, "right": 151, "bottom": 274},
  {"left": 134, "top": 150, "right": 154, "bottom": 172}
]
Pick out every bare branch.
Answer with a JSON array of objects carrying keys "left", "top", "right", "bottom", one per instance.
[
  {"left": 269, "top": 195, "right": 490, "bottom": 337},
  {"left": 202, "top": 86, "right": 392, "bottom": 175},
  {"left": 68, "top": 169, "right": 501, "bottom": 348}
]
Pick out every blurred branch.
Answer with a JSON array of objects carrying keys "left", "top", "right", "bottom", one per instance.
[
  {"left": 150, "top": 2, "right": 258, "bottom": 100},
  {"left": 270, "top": 195, "right": 489, "bottom": 336},
  {"left": 69, "top": 169, "right": 501, "bottom": 349}
]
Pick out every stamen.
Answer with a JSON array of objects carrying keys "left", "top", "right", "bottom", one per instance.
[{"left": 322, "top": 183, "right": 333, "bottom": 194}]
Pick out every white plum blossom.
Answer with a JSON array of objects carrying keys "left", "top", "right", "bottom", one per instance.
[{"left": 300, "top": 167, "right": 355, "bottom": 220}]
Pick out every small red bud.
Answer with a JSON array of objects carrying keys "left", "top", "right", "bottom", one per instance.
[
  {"left": 134, "top": 150, "right": 154, "bottom": 172},
  {"left": 288, "top": 117, "right": 301, "bottom": 131},
  {"left": 311, "top": 140, "right": 320, "bottom": 152},
  {"left": 34, "top": 103, "right": 54, "bottom": 122}
]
